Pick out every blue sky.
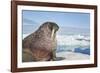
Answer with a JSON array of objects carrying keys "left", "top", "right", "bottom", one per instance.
[{"left": 22, "top": 10, "right": 90, "bottom": 35}]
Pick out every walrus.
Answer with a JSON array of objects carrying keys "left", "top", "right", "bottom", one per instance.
[{"left": 22, "top": 22, "right": 59, "bottom": 62}]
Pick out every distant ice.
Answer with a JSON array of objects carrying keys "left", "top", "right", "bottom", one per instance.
[{"left": 57, "top": 35, "right": 90, "bottom": 46}]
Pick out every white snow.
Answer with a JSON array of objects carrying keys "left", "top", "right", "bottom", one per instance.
[{"left": 56, "top": 51, "right": 90, "bottom": 60}]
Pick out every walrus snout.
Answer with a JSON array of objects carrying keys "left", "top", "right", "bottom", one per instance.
[
  {"left": 52, "top": 23, "right": 59, "bottom": 31},
  {"left": 44, "top": 22, "right": 59, "bottom": 38},
  {"left": 48, "top": 22, "right": 59, "bottom": 32}
]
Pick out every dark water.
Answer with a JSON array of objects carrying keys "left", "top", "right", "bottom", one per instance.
[
  {"left": 56, "top": 45, "right": 90, "bottom": 55},
  {"left": 74, "top": 48, "right": 90, "bottom": 55}
]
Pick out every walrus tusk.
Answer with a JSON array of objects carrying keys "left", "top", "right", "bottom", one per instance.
[{"left": 51, "top": 29, "right": 55, "bottom": 39}]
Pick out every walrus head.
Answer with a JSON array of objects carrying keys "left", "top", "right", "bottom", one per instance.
[{"left": 38, "top": 22, "right": 59, "bottom": 39}]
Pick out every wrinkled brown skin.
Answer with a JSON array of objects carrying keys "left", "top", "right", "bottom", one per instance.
[{"left": 22, "top": 22, "right": 59, "bottom": 62}]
